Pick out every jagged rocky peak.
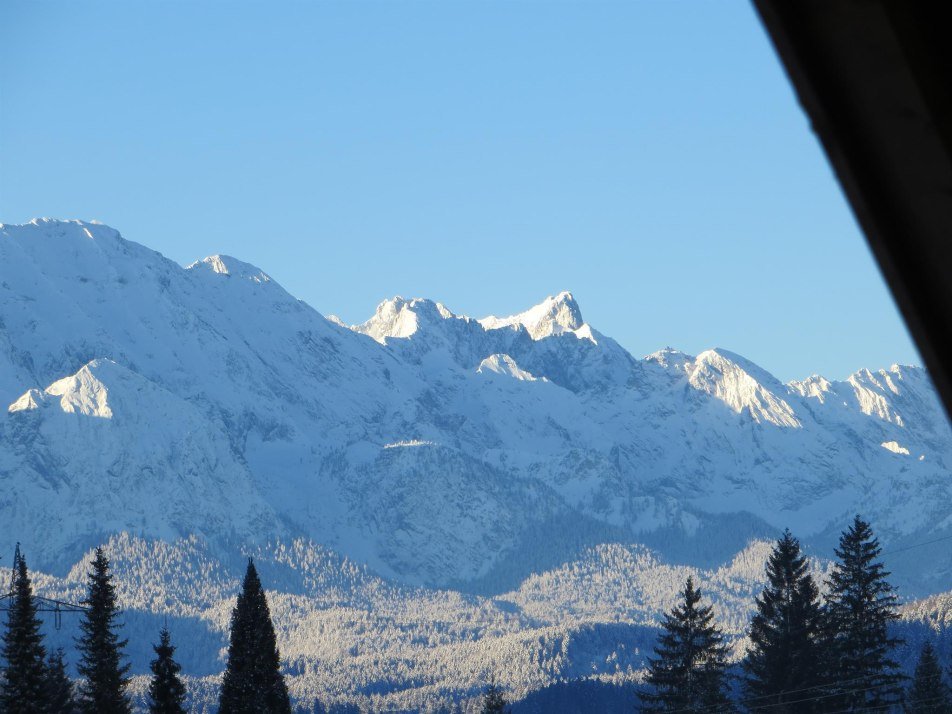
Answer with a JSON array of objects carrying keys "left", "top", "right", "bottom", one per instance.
[
  {"left": 352, "top": 291, "right": 598, "bottom": 347},
  {"left": 787, "top": 374, "right": 834, "bottom": 400},
  {"left": 695, "top": 348, "right": 785, "bottom": 388},
  {"left": 786, "top": 364, "right": 929, "bottom": 428},
  {"left": 479, "top": 291, "right": 590, "bottom": 341},
  {"left": 187, "top": 254, "right": 273, "bottom": 284},
  {"left": 688, "top": 348, "right": 801, "bottom": 427},
  {"left": 644, "top": 347, "right": 696, "bottom": 376},
  {"left": 847, "top": 363, "right": 929, "bottom": 400},
  {"left": 8, "top": 359, "right": 154, "bottom": 420},
  {"left": 845, "top": 366, "right": 915, "bottom": 426},
  {"left": 353, "top": 296, "right": 458, "bottom": 344}
]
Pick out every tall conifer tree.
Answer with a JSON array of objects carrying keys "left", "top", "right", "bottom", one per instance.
[
  {"left": 822, "top": 515, "right": 903, "bottom": 711},
  {"left": 46, "top": 647, "right": 78, "bottom": 714},
  {"left": 480, "top": 681, "right": 509, "bottom": 714},
  {"left": 640, "top": 577, "right": 734, "bottom": 713},
  {"left": 1, "top": 547, "right": 50, "bottom": 712},
  {"left": 76, "top": 547, "right": 131, "bottom": 714},
  {"left": 906, "top": 642, "right": 950, "bottom": 714},
  {"left": 218, "top": 559, "right": 291, "bottom": 714},
  {"left": 743, "top": 529, "right": 823, "bottom": 712},
  {"left": 148, "top": 627, "right": 187, "bottom": 714}
]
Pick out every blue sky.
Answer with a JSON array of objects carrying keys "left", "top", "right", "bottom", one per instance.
[{"left": 1, "top": 1, "right": 918, "bottom": 381}]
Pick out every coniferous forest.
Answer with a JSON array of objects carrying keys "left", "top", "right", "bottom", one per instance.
[{"left": 0, "top": 516, "right": 948, "bottom": 712}]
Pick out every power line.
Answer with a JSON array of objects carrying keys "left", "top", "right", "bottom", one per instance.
[
  {"left": 656, "top": 673, "right": 907, "bottom": 714},
  {"left": 880, "top": 531, "right": 952, "bottom": 556}
]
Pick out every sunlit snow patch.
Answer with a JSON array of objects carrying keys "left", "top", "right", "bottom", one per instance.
[
  {"left": 8, "top": 359, "right": 119, "bottom": 419},
  {"left": 187, "top": 254, "right": 273, "bottom": 283},
  {"left": 881, "top": 440, "right": 911, "bottom": 455},
  {"left": 476, "top": 354, "right": 541, "bottom": 381},
  {"left": 383, "top": 440, "right": 435, "bottom": 449}
]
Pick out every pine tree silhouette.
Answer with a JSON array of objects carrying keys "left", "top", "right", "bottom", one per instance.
[
  {"left": 822, "top": 515, "right": 904, "bottom": 711},
  {"left": 0, "top": 547, "right": 50, "bottom": 713},
  {"left": 743, "top": 529, "right": 824, "bottom": 713},
  {"left": 76, "top": 547, "right": 131, "bottom": 714},
  {"left": 640, "top": 576, "right": 734, "bottom": 713},
  {"left": 46, "top": 647, "right": 78, "bottom": 714},
  {"left": 480, "top": 680, "right": 509, "bottom": 714},
  {"left": 148, "top": 627, "right": 187, "bottom": 714},
  {"left": 218, "top": 559, "right": 292, "bottom": 714},
  {"left": 906, "top": 642, "right": 950, "bottom": 713}
]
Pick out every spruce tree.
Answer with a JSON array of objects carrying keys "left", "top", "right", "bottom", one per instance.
[
  {"left": 218, "top": 559, "right": 292, "bottom": 714},
  {"left": 148, "top": 627, "right": 187, "bottom": 714},
  {"left": 743, "top": 529, "right": 823, "bottom": 713},
  {"left": 76, "top": 547, "right": 131, "bottom": 714},
  {"left": 47, "top": 647, "right": 78, "bottom": 714},
  {"left": 480, "top": 681, "right": 509, "bottom": 714},
  {"left": 640, "top": 576, "right": 734, "bottom": 713},
  {"left": 906, "top": 642, "right": 950, "bottom": 713},
  {"left": 822, "top": 515, "right": 904, "bottom": 711},
  {"left": 0, "top": 547, "right": 50, "bottom": 712}
]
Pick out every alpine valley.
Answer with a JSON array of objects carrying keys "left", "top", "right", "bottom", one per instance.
[{"left": 2, "top": 219, "right": 952, "bottom": 711}]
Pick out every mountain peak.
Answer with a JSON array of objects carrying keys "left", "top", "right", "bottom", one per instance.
[
  {"left": 353, "top": 297, "right": 458, "bottom": 344},
  {"left": 645, "top": 347, "right": 696, "bottom": 375},
  {"left": 480, "top": 291, "right": 588, "bottom": 341},
  {"left": 9, "top": 359, "right": 131, "bottom": 419},
  {"left": 696, "top": 348, "right": 785, "bottom": 387},
  {"left": 22, "top": 217, "right": 118, "bottom": 236},
  {"left": 187, "top": 255, "right": 272, "bottom": 283},
  {"left": 690, "top": 349, "right": 800, "bottom": 427},
  {"left": 1, "top": 218, "right": 124, "bottom": 252}
]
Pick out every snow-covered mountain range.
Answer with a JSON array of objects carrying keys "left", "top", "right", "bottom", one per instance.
[{"left": 2, "top": 218, "right": 952, "bottom": 709}]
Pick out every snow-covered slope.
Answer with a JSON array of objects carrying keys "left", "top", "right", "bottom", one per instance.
[
  {"left": 1, "top": 359, "right": 279, "bottom": 555},
  {"left": 4, "top": 218, "right": 952, "bottom": 709},
  {"left": 2, "top": 218, "right": 952, "bottom": 595}
]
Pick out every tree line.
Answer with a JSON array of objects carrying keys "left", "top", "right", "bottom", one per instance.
[
  {"left": 639, "top": 514, "right": 948, "bottom": 713},
  {"left": 0, "top": 547, "right": 291, "bottom": 714},
  {"left": 1, "top": 516, "right": 946, "bottom": 713}
]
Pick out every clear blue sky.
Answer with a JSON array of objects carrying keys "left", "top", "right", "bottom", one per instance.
[{"left": 0, "top": 1, "right": 919, "bottom": 381}]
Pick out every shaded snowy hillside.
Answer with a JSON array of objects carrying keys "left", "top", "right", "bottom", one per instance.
[{"left": 2, "top": 218, "right": 952, "bottom": 595}]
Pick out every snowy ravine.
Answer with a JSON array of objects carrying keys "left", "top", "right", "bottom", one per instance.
[{"left": 2, "top": 219, "right": 952, "bottom": 709}]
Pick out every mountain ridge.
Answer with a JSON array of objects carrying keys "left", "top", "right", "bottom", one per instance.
[
  {"left": 2, "top": 218, "right": 951, "bottom": 596},
  {"left": 5, "top": 217, "right": 952, "bottom": 710}
]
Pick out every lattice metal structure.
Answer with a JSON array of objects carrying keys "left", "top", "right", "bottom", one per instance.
[{"left": 0, "top": 543, "right": 88, "bottom": 630}]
